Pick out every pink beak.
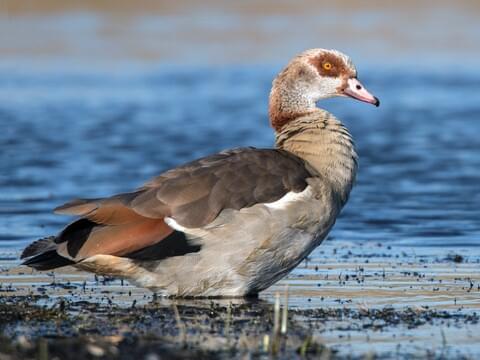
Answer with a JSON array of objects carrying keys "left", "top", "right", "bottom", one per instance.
[{"left": 343, "top": 78, "right": 380, "bottom": 107}]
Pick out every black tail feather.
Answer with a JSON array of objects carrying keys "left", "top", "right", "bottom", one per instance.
[
  {"left": 21, "top": 236, "right": 75, "bottom": 271},
  {"left": 21, "top": 236, "right": 56, "bottom": 259},
  {"left": 21, "top": 250, "right": 75, "bottom": 271}
]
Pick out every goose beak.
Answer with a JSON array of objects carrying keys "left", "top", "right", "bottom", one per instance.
[{"left": 343, "top": 78, "right": 380, "bottom": 107}]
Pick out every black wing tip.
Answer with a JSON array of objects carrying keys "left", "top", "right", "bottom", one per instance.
[{"left": 126, "top": 230, "right": 201, "bottom": 261}]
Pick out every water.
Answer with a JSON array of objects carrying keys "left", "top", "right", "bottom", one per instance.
[
  {"left": 1, "top": 64, "right": 480, "bottom": 254},
  {"left": 1, "top": 5, "right": 480, "bottom": 358}
]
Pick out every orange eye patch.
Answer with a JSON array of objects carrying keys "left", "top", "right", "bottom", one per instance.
[{"left": 323, "top": 62, "right": 332, "bottom": 70}]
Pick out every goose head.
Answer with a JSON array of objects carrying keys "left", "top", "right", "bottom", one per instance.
[{"left": 269, "top": 48, "right": 379, "bottom": 130}]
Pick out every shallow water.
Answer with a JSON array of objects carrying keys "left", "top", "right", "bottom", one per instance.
[{"left": 1, "top": 65, "right": 480, "bottom": 253}]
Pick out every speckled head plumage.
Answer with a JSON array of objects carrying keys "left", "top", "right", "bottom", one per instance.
[{"left": 269, "top": 48, "right": 379, "bottom": 131}]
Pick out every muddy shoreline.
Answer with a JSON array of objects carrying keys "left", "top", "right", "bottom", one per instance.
[
  {"left": 1, "top": 294, "right": 478, "bottom": 360},
  {"left": 1, "top": 242, "right": 479, "bottom": 359}
]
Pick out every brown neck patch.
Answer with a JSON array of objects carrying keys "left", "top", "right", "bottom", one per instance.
[
  {"left": 309, "top": 52, "right": 354, "bottom": 79},
  {"left": 269, "top": 109, "right": 300, "bottom": 132},
  {"left": 269, "top": 97, "right": 313, "bottom": 132},
  {"left": 269, "top": 89, "right": 286, "bottom": 131}
]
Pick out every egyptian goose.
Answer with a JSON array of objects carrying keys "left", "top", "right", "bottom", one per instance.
[{"left": 21, "top": 49, "right": 379, "bottom": 297}]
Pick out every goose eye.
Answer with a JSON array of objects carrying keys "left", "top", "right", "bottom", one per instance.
[{"left": 323, "top": 62, "right": 332, "bottom": 70}]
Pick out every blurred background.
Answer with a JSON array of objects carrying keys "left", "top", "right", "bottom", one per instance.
[{"left": 1, "top": 0, "right": 479, "bottom": 253}]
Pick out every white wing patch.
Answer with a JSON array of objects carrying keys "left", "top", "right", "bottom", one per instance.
[
  {"left": 264, "top": 186, "right": 313, "bottom": 211},
  {"left": 164, "top": 217, "right": 189, "bottom": 232},
  {"left": 165, "top": 185, "right": 315, "bottom": 230}
]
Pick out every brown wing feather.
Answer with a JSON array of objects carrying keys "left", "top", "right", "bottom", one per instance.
[
  {"left": 54, "top": 191, "right": 144, "bottom": 222},
  {"left": 48, "top": 147, "right": 311, "bottom": 261},
  {"left": 54, "top": 198, "right": 100, "bottom": 216},
  {"left": 131, "top": 147, "right": 312, "bottom": 228}
]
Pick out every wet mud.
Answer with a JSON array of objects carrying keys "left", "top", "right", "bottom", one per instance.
[
  {"left": 0, "top": 294, "right": 478, "bottom": 360},
  {"left": 1, "top": 242, "right": 479, "bottom": 359}
]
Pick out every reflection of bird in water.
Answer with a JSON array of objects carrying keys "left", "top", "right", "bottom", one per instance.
[{"left": 21, "top": 48, "right": 379, "bottom": 297}]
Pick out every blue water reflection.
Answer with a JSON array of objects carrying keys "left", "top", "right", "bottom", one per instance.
[{"left": 1, "top": 65, "right": 479, "bottom": 251}]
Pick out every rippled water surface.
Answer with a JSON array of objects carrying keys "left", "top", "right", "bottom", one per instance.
[{"left": 1, "top": 64, "right": 479, "bottom": 254}]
